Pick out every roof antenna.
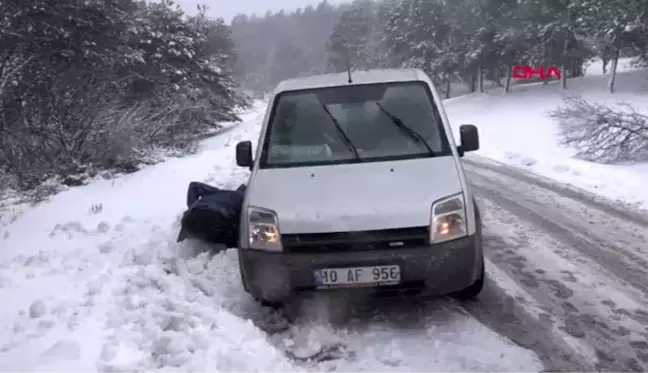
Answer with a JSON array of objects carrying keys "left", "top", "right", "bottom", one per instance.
[{"left": 344, "top": 47, "right": 353, "bottom": 83}]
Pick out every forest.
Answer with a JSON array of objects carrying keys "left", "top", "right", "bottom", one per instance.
[
  {"left": 231, "top": 0, "right": 648, "bottom": 96},
  {"left": 0, "top": 0, "right": 249, "bottom": 194},
  {"left": 1, "top": 0, "right": 647, "bottom": 197}
]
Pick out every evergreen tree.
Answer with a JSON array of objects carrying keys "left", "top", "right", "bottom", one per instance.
[
  {"left": 326, "top": 0, "right": 380, "bottom": 72},
  {"left": 0, "top": 0, "right": 249, "bottom": 190}
]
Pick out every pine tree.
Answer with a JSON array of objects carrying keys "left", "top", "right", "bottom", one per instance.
[{"left": 326, "top": 0, "right": 380, "bottom": 72}]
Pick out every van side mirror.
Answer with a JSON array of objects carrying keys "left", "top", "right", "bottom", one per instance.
[
  {"left": 458, "top": 124, "right": 479, "bottom": 156},
  {"left": 235, "top": 141, "right": 253, "bottom": 169}
]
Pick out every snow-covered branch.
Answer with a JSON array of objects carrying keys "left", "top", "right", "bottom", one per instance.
[
  {"left": 550, "top": 96, "right": 648, "bottom": 163},
  {"left": 0, "top": 0, "right": 250, "bottom": 195}
]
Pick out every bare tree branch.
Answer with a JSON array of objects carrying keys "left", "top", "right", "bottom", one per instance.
[{"left": 549, "top": 96, "right": 648, "bottom": 163}]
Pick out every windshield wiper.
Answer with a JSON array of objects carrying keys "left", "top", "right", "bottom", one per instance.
[
  {"left": 320, "top": 104, "right": 361, "bottom": 159},
  {"left": 375, "top": 102, "right": 435, "bottom": 156}
]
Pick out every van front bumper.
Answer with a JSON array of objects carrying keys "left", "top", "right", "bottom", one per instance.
[{"left": 238, "top": 234, "right": 482, "bottom": 303}]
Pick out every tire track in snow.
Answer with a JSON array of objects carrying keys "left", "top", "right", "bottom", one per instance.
[
  {"left": 465, "top": 162, "right": 648, "bottom": 372},
  {"left": 466, "top": 161, "right": 648, "bottom": 299},
  {"left": 462, "top": 263, "right": 596, "bottom": 372},
  {"left": 463, "top": 156, "right": 648, "bottom": 229},
  {"left": 467, "top": 162, "right": 648, "bottom": 297}
]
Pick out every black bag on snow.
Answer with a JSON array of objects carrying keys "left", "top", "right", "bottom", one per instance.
[{"left": 177, "top": 181, "right": 246, "bottom": 248}]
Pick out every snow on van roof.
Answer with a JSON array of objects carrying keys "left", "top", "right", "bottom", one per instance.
[{"left": 273, "top": 68, "right": 429, "bottom": 93}]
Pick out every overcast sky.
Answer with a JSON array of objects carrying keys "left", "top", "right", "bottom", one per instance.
[{"left": 175, "top": 0, "right": 347, "bottom": 22}]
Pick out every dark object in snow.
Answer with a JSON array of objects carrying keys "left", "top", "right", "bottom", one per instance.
[
  {"left": 62, "top": 176, "right": 85, "bottom": 187},
  {"left": 177, "top": 181, "right": 246, "bottom": 247},
  {"left": 284, "top": 342, "right": 352, "bottom": 363}
]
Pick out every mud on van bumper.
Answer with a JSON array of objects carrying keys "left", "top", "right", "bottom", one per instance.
[{"left": 238, "top": 234, "right": 483, "bottom": 303}]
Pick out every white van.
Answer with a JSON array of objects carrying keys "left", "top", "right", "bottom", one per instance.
[{"left": 234, "top": 69, "right": 483, "bottom": 307}]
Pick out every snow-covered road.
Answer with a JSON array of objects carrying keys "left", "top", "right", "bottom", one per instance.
[
  {"left": 2, "top": 100, "right": 648, "bottom": 371},
  {"left": 464, "top": 157, "right": 648, "bottom": 371}
]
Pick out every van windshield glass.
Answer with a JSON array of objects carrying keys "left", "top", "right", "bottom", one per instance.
[{"left": 259, "top": 81, "right": 452, "bottom": 168}]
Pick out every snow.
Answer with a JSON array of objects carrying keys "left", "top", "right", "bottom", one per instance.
[
  {"left": 483, "top": 258, "right": 600, "bottom": 365},
  {"left": 0, "top": 100, "right": 542, "bottom": 371},
  {"left": 445, "top": 57, "right": 648, "bottom": 210},
  {"left": 3, "top": 56, "right": 647, "bottom": 372}
]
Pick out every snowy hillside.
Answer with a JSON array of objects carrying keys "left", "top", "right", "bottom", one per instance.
[{"left": 445, "top": 58, "right": 648, "bottom": 210}]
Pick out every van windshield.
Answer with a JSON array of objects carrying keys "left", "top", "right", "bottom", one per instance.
[{"left": 258, "top": 81, "right": 452, "bottom": 168}]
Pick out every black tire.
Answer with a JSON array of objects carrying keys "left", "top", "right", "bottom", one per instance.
[
  {"left": 451, "top": 261, "right": 485, "bottom": 301},
  {"left": 452, "top": 199, "right": 485, "bottom": 301},
  {"left": 237, "top": 252, "right": 250, "bottom": 293},
  {"left": 257, "top": 299, "right": 284, "bottom": 310},
  {"left": 238, "top": 251, "right": 287, "bottom": 310}
]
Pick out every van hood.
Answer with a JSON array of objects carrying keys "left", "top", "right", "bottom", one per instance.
[{"left": 246, "top": 157, "right": 463, "bottom": 234}]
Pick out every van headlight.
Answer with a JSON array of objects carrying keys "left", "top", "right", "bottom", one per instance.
[
  {"left": 247, "top": 206, "right": 282, "bottom": 251},
  {"left": 430, "top": 193, "right": 467, "bottom": 243}
]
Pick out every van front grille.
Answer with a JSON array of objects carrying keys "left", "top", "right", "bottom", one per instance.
[{"left": 281, "top": 226, "right": 429, "bottom": 253}]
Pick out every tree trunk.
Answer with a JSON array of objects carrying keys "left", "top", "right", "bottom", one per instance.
[
  {"left": 504, "top": 64, "right": 512, "bottom": 92},
  {"left": 477, "top": 65, "right": 484, "bottom": 93},
  {"left": 560, "top": 37, "right": 568, "bottom": 90},
  {"left": 264, "top": 46, "right": 278, "bottom": 88},
  {"left": 602, "top": 57, "right": 608, "bottom": 74},
  {"left": 491, "top": 68, "right": 503, "bottom": 87},
  {"left": 542, "top": 39, "right": 549, "bottom": 85},
  {"left": 445, "top": 79, "right": 451, "bottom": 99},
  {"left": 608, "top": 37, "right": 621, "bottom": 93},
  {"left": 543, "top": 41, "right": 553, "bottom": 85},
  {"left": 470, "top": 72, "right": 476, "bottom": 93}
]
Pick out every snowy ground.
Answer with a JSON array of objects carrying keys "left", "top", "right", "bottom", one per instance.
[
  {"left": 445, "top": 57, "right": 648, "bottom": 211},
  {"left": 3, "top": 59, "right": 648, "bottom": 372},
  {"left": 0, "top": 101, "right": 541, "bottom": 371}
]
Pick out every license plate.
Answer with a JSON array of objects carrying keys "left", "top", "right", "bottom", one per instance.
[{"left": 313, "top": 265, "right": 401, "bottom": 288}]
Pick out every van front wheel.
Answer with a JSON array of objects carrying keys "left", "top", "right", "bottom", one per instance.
[
  {"left": 452, "top": 200, "right": 484, "bottom": 301},
  {"left": 451, "top": 261, "right": 485, "bottom": 301},
  {"left": 257, "top": 298, "right": 284, "bottom": 310}
]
